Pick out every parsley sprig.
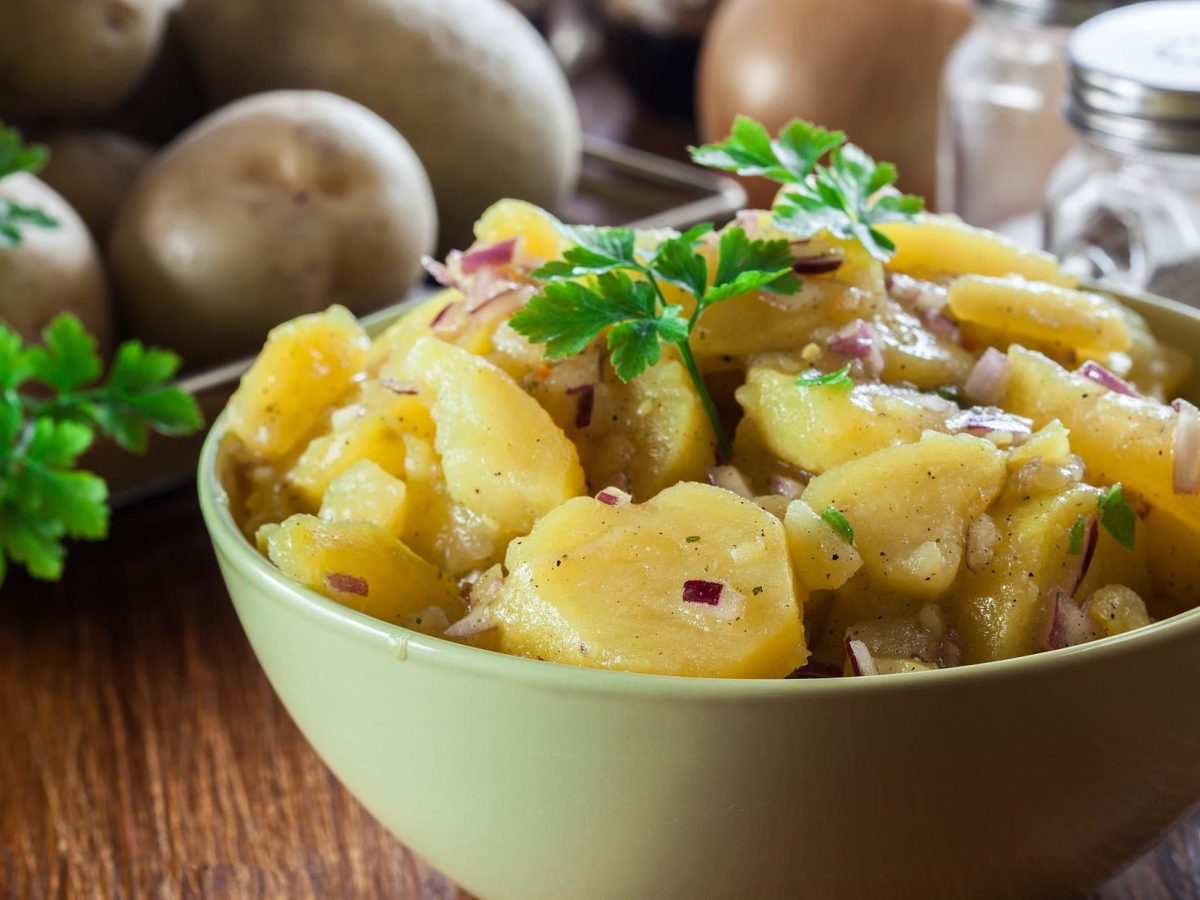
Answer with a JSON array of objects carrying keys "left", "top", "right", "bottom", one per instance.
[
  {"left": 0, "top": 123, "right": 56, "bottom": 248},
  {"left": 1098, "top": 483, "right": 1135, "bottom": 551},
  {"left": 0, "top": 316, "right": 203, "bottom": 585},
  {"left": 691, "top": 116, "right": 923, "bottom": 262},
  {"left": 511, "top": 221, "right": 799, "bottom": 457}
]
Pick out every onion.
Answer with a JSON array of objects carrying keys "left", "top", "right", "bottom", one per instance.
[
  {"left": 379, "top": 377, "right": 419, "bottom": 396},
  {"left": 566, "top": 383, "right": 595, "bottom": 429},
  {"left": 921, "top": 309, "right": 961, "bottom": 344},
  {"left": 1077, "top": 361, "right": 1138, "bottom": 398},
  {"left": 1172, "top": 399, "right": 1200, "bottom": 494},
  {"left": 461, "top": 238, "right": 517, "bottom": 274},
  {"left": 827, "top": 319, "right": 884, "bottom": 378},
  {"left": 595, "top": 486, "right": 632, "bottom": 507},
  {"left": 324, "top": 573, "right": 368, "bottom": 597},
  {"left": 682, "top": 579, "right": 723, "bottom": 605},
  {"left": 845, "top": 638, "right": 878, "bottom": 677},
  {"left": 962, "top": 348, "right": 1009, "bottom": 406},
  {"left": 939, "top": 629, "right": 962, "bottom": 668},
  {"left": 786, "top": 661, "right": 842, "bottom": 679},
  {"left": 445, "top": 569, "right": 504, "bottom": 638},
  {"left": 965, "top": 513, "right": 998, "bottom": 573},
  {"left": 707, "top": 464, "right": 754, "bottom": 499},
  {"left": 735, "top": 209, "right": 765, "bottom": 238},
  {"left": 887, "top": 272, "right": 948, "bottom": 313},
  {"left": 791, "top": 249, "right": 844, "bottom": 275},
  {"left": 769, "top": 474, "right": 805, "bottom": 499},
  {"left": 1062, "top": 515, "right": 1099, "bottom": 598},
  {"left": 946, "top": 406, "right": 1033, "bottom": 439},
  {"left": 467, "top": 284, "right": 532, "bottom": 318},
  {"left": 421, "top": 254, "right": 460, "bottom": 289},
  {"left": 1044, "top": 588, "right": 1099, "bottom": 650},
  {"left": 430, "top": 299, "right": 467, "bottom": 335}
]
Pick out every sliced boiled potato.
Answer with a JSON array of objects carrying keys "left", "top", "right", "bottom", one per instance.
[
  {"left": 265, "top": 514, "right": 464, "bottom": 627},
  {"left": 948, "top": 275, "right": 1131, "bottom": 356},
  {"left": 872, "top": 305, "right": 975, "bottom": 388},
  {"left": 226, "top": 306, "right": 368, "bottom": 462},
  {"left": 735, "top": 368, "right": 953, "bottom": 475},
  {"left": 803, "top": 432, "right": 1006, "bottom": 598},
  {"left": 473, "top": 197, "right": 567, "bottom": 262},
  {"left": 319, "top": 459, "right": 408, "bottom": 534},
  {"left": 492, "top": 481, "right": 806, "bottom": 678},
  {"left": 878, "top": 215, "right": 1075, "bottom": 286},
  {"left": 404, "top": 335, "right": 585, "bottom": 540},
  {"left": 367, "top": 289, "right": 460, "bottom": 372},
  {"left": 783, "top": 499, "right": 863, "bottom": 590}
]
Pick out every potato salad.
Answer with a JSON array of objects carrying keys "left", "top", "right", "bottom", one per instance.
[{"left": 218, "top": 119, "right": 1197, "bottom": 679}]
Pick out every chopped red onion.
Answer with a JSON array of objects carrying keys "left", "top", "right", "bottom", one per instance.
[
  {"left": 379, "top": 377, "right": 419, "bottom": 396},
  {"left": 769, "top": 474, "right": 805, "bottom": 499},
  {"left": 468, "top": 285, "right": 531, "bottom": 319},
  {"left": 421, "top": 254, "right": 460, "bottom": 289},
  {"left": 1062, "top": 515, "right": 1098, "bottom": 598},
  {"left": 1173, "top": 399, "right": 1200, "bottom": 495},
  {"left": 827, "top": 319, "right": 875, "bottom": 359},
  {"left": 595, "top": 486, "right": 632, "bottom": 507},
  {"left": 939, "top": 629, "right": 962, "bottom": 668},
  {"left": 888, "top": 273, "right": 949, "bottom": 313},
  {"left": 922, "top": 309, "right": 961, "bottom": 344},
  {"left": 946, "top": 406, "right": 1033, "bottom": 438},
  {"left": 1044, "top": 588, "right": 1097, "bottom": 650},
  {"left": 461, "top": 238, "right": 517, "bottom": 275},
  {"left": 1077, "top": 361, "right": 1138, "bottom": 398},
  {"left": 791, "top": 249, "right": 844, "bottom": 275},
  {"left": 430, "top": 300, "right": 466, "bottom": 334},
  {"left": 324, "top": 573, "right": 368, "bottom": 597},
  {"left": 707, "top": 465, "right": 754, "bottom": 499},
  {"left": 566, "top": 383, "right": 595, "bottom": 428},
  {"left": 962, "top": 348, "right": 1009, "bottom": 406},
  {"left": 682, "top": 579, "right": 723, "bottom": 605},
  {"left": 786, "top": 661, "right": 842, "bottom": 679},
  {"left": 846, "top": 638, "right": 878, "bottom": 677}
]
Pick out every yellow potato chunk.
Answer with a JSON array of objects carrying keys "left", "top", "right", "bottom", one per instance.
[
  {"left": 226, "top": 306, "right": 368, "bottom": 462},
  {"left": 473, "top": 198, "right": 566, "bottom": 262},
  {"left": 532, "top": 351, "right": 715, "bottom": 499},
  {"left": 783, "top": 499, "right": 863, "bottom": 590},
  {"left": 286, "top": 381, "right": 434, "bottom": 510},
  {"left": 878, "top": 216, "right": 1075, "bottom": 286},
  {"left": 265, "top": 514, "right": 464, "bottom": 626},
  {"left": 492, "top": 482, "right": 806, "bottom": 678},
  {"left": 954, "top": 485, "right": 1149, "bottom": 663},
  {"left": 366, "top": 290, "right": 459, "bottom": 373},
  {"left": 948, "top": 275, "right": 1131, "bottom": 356},
  {"left": 803, "top": 432, "right": 1007, "bottom": 598},
  {"left": 1086, "top": 585, "right": 1153, "bottom": 637},
  {"left": 404, "top": 335, "right": 586, "bottom": 540},
  {"left": 735, "top": 368, "right": 952, "bottom": 475},
  {"left": 319, "top": 460, "right": 408, "bottom": 534},
  {"left": 873, "top": 306, "right": 976, "bottom": 388}
]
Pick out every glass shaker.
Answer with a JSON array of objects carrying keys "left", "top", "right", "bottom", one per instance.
[
  {"left": 1044, "top": 1, "right": 1200, "bottom": 302},
  {"left": 939, "top": 0, "right": 1137, "bottom": 242}
]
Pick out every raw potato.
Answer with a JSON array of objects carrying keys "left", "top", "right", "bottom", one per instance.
[
  {"left": 0, "top": 0, "right": 169, "bottom": 118},
  {"left": 490, "top": 482, "right": 806, "bottom": 678},
  {"left": 109, "top": 90, "right": 437, "bottom": 367},
  {"left": 39, "top": 130, "right": 153, "bottom": 240},
  {"left": 180, "top": 0, "right": 580, "bottom": 250},
  {"left": 0, "top": 174, "right": 115, "bottom": 355}
]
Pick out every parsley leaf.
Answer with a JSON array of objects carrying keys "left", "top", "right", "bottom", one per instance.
[
  {"left": 821, "top": 506, "right": 855, "bottom": 544},
  {"left": 0, "top": 124, "right": 56, "bottom": 248},
  {"left": 1098, "top": 483, "right": 1136, "bottom": 551},
  {"left": 796, "top": 365, "right": 853, "bottom": 389},
  {"left": 690, "top": 115, "right": 845, "bottom": 184},
  {"left": 1068, "top": 515, "right": 1086, "bottom": 555},
  {"left": 0, "top": 314, "right": 204, "bottom": 586}
]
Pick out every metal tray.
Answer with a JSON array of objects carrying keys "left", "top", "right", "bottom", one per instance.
[{"left": 99, "top": 136, "right": 746, "bottom": 505}]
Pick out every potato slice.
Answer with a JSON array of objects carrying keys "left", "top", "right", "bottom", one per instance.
[
  {"left": 319, "top": 460, "right": 408, "bottom": 534},
  {"left": 783, "top": 499, "right": 863, "bottom": 590},
  {"left": 226, "top": 306, "right": 368, "bottom": 462},
  {"left": 404, "top": 335, "right": 585, "bottom": 540},
  {"left": 878, "top": 216, "right": 1075, "bottom": 286},
  {"left": 265, "top": 514, "right": 464, "bottom": 628},
  {"left": 735, "top": 368, "right": 954, "bottom": 475},
  {"left": 873, "top": 305, "right": 975, "bottom": 388},
  {"left": 366, "top": 289, "right": 459, "bottom": 372},
  {"left": 473, "top": 198, "right": 567, "bottom": 262},
  {"left": 948, "top": 275, "right": 1131, "bottom": 356},
  {"left": 493, "top": 482, "right": 806, "bottom": 678},
  {"left": 802, "top": 432, "right": 1006, "bottom": 598}
]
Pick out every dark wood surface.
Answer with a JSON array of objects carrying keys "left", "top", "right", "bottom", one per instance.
[{"left": 2, "top": 59, "right": 1200, "bottom": 900}]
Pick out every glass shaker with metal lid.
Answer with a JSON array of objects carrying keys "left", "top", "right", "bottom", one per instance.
[
  {"left": 1044, "top": 1, "right": 1200, "bottom": 301},
  {"left": 939, "top": 0, "right": 1139, "bottom": 240}
]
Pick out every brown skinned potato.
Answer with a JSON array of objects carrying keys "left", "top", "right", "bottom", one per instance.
[
  {"left": 39, "top": 131, "right": 154, "bottom": 241},
  {"left": 0, "top": 175, "right": 115, "bottom": 355},
  {"left": 108, "top": 90, "right": 436, "bottom": 368},
  {"left": 180, "top": 0, "right": 579, "bottom": 251},
  {"left": 0, "top": 0, "right": 169, "bottom": 118}
]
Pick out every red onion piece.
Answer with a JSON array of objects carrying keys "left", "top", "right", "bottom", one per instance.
[
  {"left": 461, "top": 238, "right": 517, "bottom": 275},
  {"left": 324, "top": 573, "right": 368, "bottom": 597},
  {"left": 682, "top": 579, "right": 723, "bottom": 605},
  {"left": 786, "top": 661, "right": 842, "bottom": 679},
  {"left": 1077, "top": 361, "right": 1138, "bottom": 397},
  {"left": 963, "top": 348, "right": 1009, "bottom": 406},
  {"left": 1173, "top": 399, "right": 1200, "bottom": 494},
  {"left": 468, "top": 285, "right": 532, "bottom": 321},
  {"left": 595, "top": 486, "right": 632, "bottom": 507},
  {"left": 707, "top": 465, "right": 754, "bottom": 499},
  {"left": 888, "top": 273, "right": 949, "bottom": 313},
  {"left": 791, "top": 250, "right": 844, "bottom": 275},
  {"left": 379, "top": 377, "right": 419, "bottom": 396},
  {"left": 566, "top": 383, "right": 595, "bottom": 428},
  {"left": 939, "top": 629, "right": 962, "bottom": 668},
  {"left": 1061, "top": 515, "right": 1098, "bottom": 598},
  {"left": 769, "top": 474, "right": 805, "bottom": 499},
  {"left": 430, "top": 300, "right": 467, "bottom": 335},
  {"left": 1044, "top": 588, "right": 1097, "bottom": 650},
  {"left": 922, "top": 309, "right": 961, "bottom": 344},
  {"left": 827, "top": 319, "right": 875, "bottom": 359},
  {"left": 946, "top": 406, "right": 1033, "bottom": 438},
  {"left": 421, "top": 254, "right": 460, "bottom": 289},
  {"left": 846, "top": 638, "right": 878, "bottom": 677}
]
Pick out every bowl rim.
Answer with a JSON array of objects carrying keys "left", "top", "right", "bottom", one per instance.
[{"left": 197, "top": 285, "right": 1200, "bottom": 699}]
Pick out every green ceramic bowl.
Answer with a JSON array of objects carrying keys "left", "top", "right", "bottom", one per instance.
[{"left": 199, "top": 290, "right": 1200, "bottom": 900}]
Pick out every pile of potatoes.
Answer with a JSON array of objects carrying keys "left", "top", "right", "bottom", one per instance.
[{"left": 0, "top": 0, "right": 579, "bottom": 367}]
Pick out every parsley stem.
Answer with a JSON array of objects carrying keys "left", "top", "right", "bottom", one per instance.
[{"left": 673, "top": 337, "right": 732, "bottom": 461}]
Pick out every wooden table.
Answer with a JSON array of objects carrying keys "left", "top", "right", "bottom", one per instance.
[{"left": 3, "top": 61, "right": 1200, "bottom": 900}]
